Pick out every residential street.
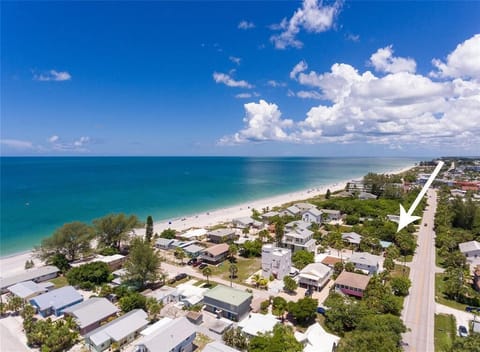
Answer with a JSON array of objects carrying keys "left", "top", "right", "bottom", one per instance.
[{"left": 401, "top": 188, "right": 437, "bottom": 352}]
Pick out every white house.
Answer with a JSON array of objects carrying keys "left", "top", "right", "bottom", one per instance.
[
  {"left": 281, "top": 205, "right": 302, "bottom": 217},
  {"left": 459, "top": 241, "right": 480, "bottom": 259},
  {"left": 342, "top": 232, "right": 362, "bottom": 246},
  {"left": 349, "top": 252, "right": 382, "bottom": 275},
  {"left": 282, "top": 227, "right": 316, "bottom": 253},
  {"left": 302, "top": 208, "right": 323, "bottom": 224},
  {"left": 294, "top": 203, "right": 316, "bottom": 212},
  {"left": 238, "top": 313, "right": 279, "bottom": 337},
  {"left": 298, "top": 262, "right": 332, "bottom": 291},
  {"left": 233, "top": 217, "right": 262, "bottom": 229},
  {"left": 175, "top": 282, "right": 208, "bottom": 307},
  {"left": 179, "top": 228, "right": 207, "bottom": 241},
  {"left": 261, "top": 244, "right": 291, "bottom": 280},
  {"left": 0, "top": 265, "right": 60, "bottom": 293},
  {"left": 295, "top": 322, "right": 340, "bottom": 352},
  {"left": 320, "top": 209, "right": 341, "bottom": 222}
]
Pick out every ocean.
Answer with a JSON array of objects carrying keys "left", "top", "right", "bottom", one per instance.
[{"left": 0, "top": 157, "right": 417, "bottom": 256}]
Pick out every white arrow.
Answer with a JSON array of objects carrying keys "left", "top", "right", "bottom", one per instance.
[{"left": 397, "top": 161, "right": 444, "bottom": 232}]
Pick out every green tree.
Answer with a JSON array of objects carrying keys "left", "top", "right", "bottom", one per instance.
[
  {"left": 37, "top": 221, "right": 92, "bottom": 262},
  {"left": 248, "top": 324, "right": 302, "bottom": 352},
  {"left": 283, "top": 276, "right": 298, "bottom": 293},
  {"left": 223, "top": 327, "right": 248, "bottom": 351},
  {"left": 384, "top": 257, "right": 395, "bottom": 271},
  {"left": 229, "top": 244, "right": 238, "bottom": 261},
  {"left": 345, "top": 262, "right": 355, "bottom": 272},
  {"left": 25, "top": 259, "right": 35, "bottom": 269},
  {"left": 229, "top": 263, "right": 238, "bottom": 286},
  {"left": 450, "top": 333, "right": 480, "bottom": 352},
  {"left": 93, "top": 213, "right": 141, "bottom": 250},
  {"left": 202, "top": 266, "right": 212, "bottom": 285},
  {"left": 124, "top": 237, "right": 161, "bottom": 289},
  {"left": 333, "top": 261, "right": 344, "bottom": 277},
  {"left": 145, "top": 297, "right": 162, "bottom": 321},
  {"left": 98, "top": 284, "right": 113, "bottom": 297},
  {"left": 241, "top": 239, "right": 263, "bottom": 257},
  {"left": 274, "top": 220, "right": 285, "bottom": 247},
  {"left": 291, "top": 250, "right": 314, "bottom": 270},
  {"left": 174, "top": 247, "right": 186, "bottom": 265},
  {"left": 119, "top": 292, "right": 147, "bottom": 313},
  {"left": 46, "top": 253, "right": 71, "bottom": 273},
  {"left": 145, "top": 215, "right": 154, "bottom": 243},
  {"left": 66, "top": 261, "right": 110, "bottom": 289},
  {"left": 390, "top": 276, "right": 411, "bottom": 297},
  {"left": 272, "top": 296, "right": 287, "bottom": 317},
  {"left": 337, "top": 330, "right": 402, "bottom": 352},
  {"left": 8, "top": 295, "right": 23, "bottom": 315},
  {"left": 287, "top": 297, "right": 318, "bottom": 326},
  {"left": 160, "top": 228, "right": 176, "bottom": 239},
  {"left": 326, "top": 189, "right": 331, "bottom": 199}
]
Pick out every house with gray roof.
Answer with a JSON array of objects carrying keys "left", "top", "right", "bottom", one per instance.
[
  {"left": 281, "top": 205, "right": 302, "bottom": 217},
  {"left": 84, "top": 309, "right": 149, "bottom": 352},
  {"left": 233, "top": 216, "right": 262, "bottom": 229},
  {"left": 261, "top": 211, "right": 280, "bottom": 223},
  {"left": 203, "top": 341, "right": 240, "bottom": 352},
  {"left": 134, "top": 317, "right": 196, "bottom": 352},
  {"left": 302, "top": 208, "right": 323, "bottom": 224},
  {"left": 30, "top": 285, "right": 83, "bottom": 317},
  {"left": 183, "top": 244, "right": 204, "bottom": 258},
  {"left": 0, "top": 265, "right": 59, "bottom": 293},
  {"left": 7, "top": 280, "right": 47, "bottom": 300},
  {"left": 282, "top": 227, "right": 316, "bottom": 253},
  {"left": 294, "top": 202, "right": 316, "bottom": 212},
  {"left": 208, "top": 228, "right": 237, "bottom": 243},
  {"left": 459, "top": 240, "right": 480, "bottom": 259},
  {"left": 203, "top": 285, "right": 252, "bottom": 322},
  {"left": 321, "top": 209, "right": 341, "bottom": 222},
  {"left": 155, "top": 238, "right": 175, "bottom": 250},
  {"left": 298, "top": 262, "right": 333, "bottom": 291},
  {"left": 64, "top": 297, "right": 119, "bottom": 335},
  {"left": 285, "top": 220, "right": 311, "bottom": 231},
  {"left": 342, "top": 232, "right": 362, "bottom": 245},
  {"left": 349, "top": 252, "right": 382, "bottom": 275}
]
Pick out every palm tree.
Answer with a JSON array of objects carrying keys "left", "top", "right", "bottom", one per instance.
[
  {"left": 202, "top": 266, "right": 212, "bottom": 285},
  {"left": 275, "top": 220, "right": 285, "bottom": 246},
  {"left": 228, "top": 244, "right": 238, "bottom": 262},
  {"left": 229, "top": 263, "right": 238, "bottom": 287},
  {"left": 174, "top": 247, "right": 186, "bottom": 265},
  {"left": 251, "top": 274, "right": 261, "bottom": 288}
]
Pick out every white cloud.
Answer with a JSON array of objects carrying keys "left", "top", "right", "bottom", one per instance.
[
  {"left": 0, "top": 139, "right": 34, "bottom": 150},
  {"left": 213, "top": 72, "right": 253, "bottom": 88},
  {"left": 219, "top": 100, "right": 294, "bottom": 144},
  {"left": 270, "top": 0, "right": 342, "bottom": 49},
  {"left": 290, "top": 60, "right": 308, "bottom": 79},
  {"left": 346, "top": 33, "right": 360, "bottom": 42},
  {"left": 229, "top": 56, "right": 242, "bottom": 65},
  {"left": 48, "top": 135, "right": 59, "bottom": 143},
  {"left": 267, "top": 80, "right": 287, "bottom": 87},
  {"left": 235, "top": 92, "right": 260, "bottom": 99},
  {"left": 34, "top": 70, "right": 72, "bottom": 81},
  {"left": 48, "top": 135, "right": 91, "bottom": 152},
  {"left": 431, "top": 34, "right": 480, "bottom": 79},
  {"left": 221, "top": 34, "right": 480, "bottom": 151},
  {"left": 238, "top": 20, "right": 255, "bottom": 30},
  {"left": 369, "top": 46, "right": 416, "bottom": 73}
]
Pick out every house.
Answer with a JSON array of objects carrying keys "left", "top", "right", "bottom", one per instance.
[
  {"left": 285, "top": 220, "right": 311, "bottom": 231},
  {"left": 320, "top": 209, "right": 341, "bottom": 222},
  {"left": 175, "top": 282, "right": 208, "bottom": 307},
  {"left": 302, "top": 208, "right": 323, "bottom": 224},
  {"left": 321, "top": 256, "right": 343, "bottom": 268},
  {"left": 451, "top": 189, "right": 467, "bottom": 198},
  {"left": 84, "top": 309, "right": 149, "bottom": 352},
  {"left": 95, "top": 254, "right": 126, "bottom": 271},
  {"left": 7, "top": 280, "right": 47, "bottom": 300},
  {"left": 203, "top": 341, "right": 239, "bottom": 352},
  {"left": 238, "top": 313, "right": 279, "bottom": 337},
  {"left": 349, "top": 252, "right": 382, "bottom": 275},
  {"left": 180, "top": 228, "right": 207, "bottom": 241},
  {"left": 459, "top": 241, "right": 480, "bottom": 259},
  {"left": 64, "top": 297, "right": 119, "bottom": 335},
  {"left": 342, "top": 232, "right": 362, "bottom": 246},
  {"left": 203, "top": 285, "right": 252, "bottom": 321},
  {"left": 294, "top": 322, "right": 340, "bottom": 352},
  {"left": 155, "top": 238, "right": 175, "bottom": 250},
  {"left": 281, "top": 205, "right": 301, "bottom": 217},
  {"left": 183, "top": 244, "right": 204, "bottom": 258},
  {"left": 261, "top": 211, "right": 280, "bottom": 223},
  {"left": 111, "top": 268, "right": 126, "bottom": 286},
  {"left": 298, "top": 262, "right": 332, "bottom": 291},
  {"left": 358, "top": 192, "right": 377, "bottom": 200},
  {"left": 282, "top": 227, "right": 316, "bottom": 253},
  {"left": 0, "top": 265, "right": 59, "bottom": 293},
  {"left": 208, "top": 228, "right": 237, "bottom": 243},
  {"left": 30, "top": 286, "right": 83, "bottom": 317},
  {"left": 134, "top": 317, "right": 196, "bottom": 352},
  {"left": 233, "top": 217, "right": 262, "bottom": 229},
  {"left": 200, "top": 243, "right": 229, "bottom": 264},
  {"left": 334, "top": 271, "right": 371, "bottom": 298},
  {"left": 294, "top": 203, "right": 316, "bottom": 212},
  {"left": 261, "top": 244, "right": 291, "bottom": 280},
  {"left": 346, "top": 180, "right": 366, "bottom": 192},
  {"left": 147, "top": 286, "right": 178, "bottom": 305}
]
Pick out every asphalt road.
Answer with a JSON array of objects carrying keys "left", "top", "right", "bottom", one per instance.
[{"left": 401, "top": 188, "right": 437, "bottom": 352}]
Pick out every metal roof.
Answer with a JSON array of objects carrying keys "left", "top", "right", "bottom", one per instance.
[
  {"left": 204, "top": 285, "right": 252, "bottom": 307},
  {"left": 203, "top": 341, "right": 240, "bottom": 352},
  {"left": 0, "top": 265, "right": 59, "bottom": 290},
  {"left": 30, "top": 286, "right": 82, "bottom": 311},
  {"left": 63, "top": 297, "right": 118, "bottom": 329},
  {"left": 459, "top": 240, "right": 480, "bottom": 253},
  {"left": 136, "top": 317, "right": 196, "bottom": 351},
  {"left": 350, "top": 252, "right": 382, "bottom": 267},
  {"left": 8, "top": 280, "right": 46, "bottom": 299}
]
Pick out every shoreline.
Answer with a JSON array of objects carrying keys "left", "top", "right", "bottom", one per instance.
[{"left": 0, "top": 163, "right": 415, "bottom": 277}]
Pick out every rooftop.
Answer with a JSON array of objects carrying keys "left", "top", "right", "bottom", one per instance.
[
  {"left": 335, "top": 271, "right": 371, "bottom": 290},
  {"left": 238, "top": 313, "right": 279, "bottom": 336},
  {"left": 7, "top": 280, "right": 47, "bottom": 299},
  {"left": 0, "top": 265, "right": 59, "bottom": 290},
  {"left": 31, "top": 286, "right": 82, "bottom": 311},
  {"left": 350, "top": 252, "right": 382, "bottom": 266},
  {"left": 342, "top": 232, "right": 362, "bottom": 244},
  {"left": 208, "top": 228, "right": 236, "bottom": 236},
  {"left": 204, "top": 243, "right": 229, "bottom": 256},
  {"left": 181, "top": 228, "right": 207, "bottom": 239},
  {"left": 299, "top": 262, "right": 332, "bottom": 280},
  {"left": 321, "top": 209, "right": 341, "bottom": 215},
  {"left": 63, "top": 297, "right": 118, "bottom": 329},
  {"left": 183, "top": 244, "right": 204, "bottom": 254},
  {"left": 459, "top": 240, "right": 480, "bottom": 253},
  {"left": 304, "top": 208, "right": 322, "bottom": 217},
  {"left": 204, "top": 285, "right": 252, "bottom": 306},
  {"left": 203, "top": 341, "right": 239, "bottom": 352},
  {"left": 136, "top": 317, "right": 196, "bottom": 351},
  {"left": 321, "top": 256, "right": 343, "bottom": 266},
  {"left": 294, "top": 322, "right": 340, "bottom": 352}
]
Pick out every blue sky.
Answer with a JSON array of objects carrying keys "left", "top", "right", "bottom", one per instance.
[{"left": 1, "top": 1, "right": 479, "bottom": 156}]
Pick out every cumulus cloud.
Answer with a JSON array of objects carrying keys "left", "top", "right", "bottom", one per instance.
[
  {"left": 48, "top": 135, "right": 91, "bottom": 151},
  {"left": 34, "top": 70, "right": 72, "bottom": 81},
  {"left": 431, "top": 34, "right": 480, "bottom": 79},
  {"left": 219, "top": 100, "right": 294, "bottom": 144},
  {"left": 290, "top": 60, "right": 308, "bottom": 79},
  {"left": 213, "top": 72, "right": 253, "bottom": 88},
  {"left": 369, "top": 46, "right": 416, "bottom": 73},
  {"left": 238, "top": 20, "right": 255, "bottom": 30},
  {"left": 0, "top": 139, "right": 34, "bottom": 150},
  {"left": 270, "top": 0, "right": 342, "bottom": 49},
  {"left": 220, "top": 34, "right": 480, "bottom": 151}
]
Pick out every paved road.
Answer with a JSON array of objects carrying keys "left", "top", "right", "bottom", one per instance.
[
  {"left": 0, "top": 317, "right": 29, "bottom": 352},
  {"left": 401, "top": 189, "right": 437, "bottom": 352}
]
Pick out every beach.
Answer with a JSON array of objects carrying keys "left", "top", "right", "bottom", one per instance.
[{"left": 0, "top": 164, "right": 414, "bottom": 278}]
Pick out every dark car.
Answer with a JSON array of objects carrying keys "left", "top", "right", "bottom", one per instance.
[
  {"left": 305, "top": 288, "right": 313, "bottom": 297},
  {"left": 459, "top": 325, "right": 468, "bottom": 337},
  {"left": 192, "top": 260, "right": 202, "bottom": 267},
  {"left": 316, "top": 307, "right": 327, "bottom": 315},
  {"left": 187, "top": 258, "right": 197, "bottom": 265},
  {"left": 175, "top": 273, "right": 188, "bottom": 281},
  {"left": 198, "top": 263, "right": 208, "bottom": 270}
]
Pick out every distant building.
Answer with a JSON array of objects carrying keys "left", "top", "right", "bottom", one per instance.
[
  {"left": 349, "top": 252, "right": 382, "bottom": 275},
  {"left": 294, "top": 203, "right": 316, "bottom": 212},
  {"left": 282, "top": 227, "right": 316, "bottom": 253},
  {"left": 261, "top": 244, "right": 291, "bottom": 280},
  {"left": 182, "top": 244, "right": 204, "bottom": 258},
  {"left": 155, "top": 238, "right": 175, "bottom": 250},
  {"left": 233, "top": 217, "right": 262, "bottom": 229},
  {"left": 175, "top": 282, "right": 208, "bottom": 307},
  {"left": 147, "top": 285, "right": 178, "bottom": 305},
  {"left": 203, "top": 341, "right": 239, "bottom": 352},
  {"left": 134, "top": 317, "right": 196, "bottom": 352},
  {"left": 179, "top": 228, "right": 207, "bottom": 241},
  {"left": 459, "top": 241, "right": 480, "bottom": 259},
  {"left": 84, "top": 309, "right": 149, "bottom": 352},
  {"left": 64, "top": 297, "right": 119, "bottom": 335},
  {"left": 281, "top": 205, "right": 302, "bottom": 217},
  {"left": 208, "top": 228, "right": 237, "bottom": 243},
  {"left": 342, "top": 232, "right": 362, "bottom": 246},
  {"left": 335, "top": 271, "right": 371, "bottom": 298},
  {"left": 30, "top": 286, "right": 83, "bottom": 317},
  {"left": 7, "top": 280, "right": 48, "bottom": 301},
  {"left": 358, "top": 192, "right": 377, "bottom": 200},
  {"left": 0, "top": 265, "right": 59, "bottom": 293},
  {"left": 203, "top": 285, "right": 252, "bottom": 321},
  {"left": 321, "top": 256, "right": 343, "bottom": 268},
  {"left": 298, "top": 262, "right": 332, "bottom": 292},
  {"left": 302, "top": 208, "right": 323, "bottom": 224},
  {"left": 261, "top": 211, "right": 280, "bottom": 223},
  {"left": 295, "top": 322, "right": 340, "bottom": 352},
  {"left": 200, "top": 243, "right": 230, "bottom": 264},
  {"left": 320, "top": 209, "right": 341, "bottom": 222},
  {"left": 285, "top": 220, "right": 311, "bottom": 231},
  {"left": 94, "top": 254, "right": 126, "bottom": 271}
]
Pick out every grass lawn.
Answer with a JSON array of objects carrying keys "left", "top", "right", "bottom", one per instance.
[
  {"left": 50, "top": 275, "right": 68, "bottom": 288},
  {"left": 209, "top": 257, "right": 261, "bottom": 284},
  {"left": 435, "top": 273, "right": 468, "bottom": 311},
  {"left": 392, "top": 264, "right": 410, "bottom": 278},
  {"left": 434, "top": 314, "right": 456, "bottom": 352}
]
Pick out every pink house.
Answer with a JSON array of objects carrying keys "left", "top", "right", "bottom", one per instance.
[{"left": 334, "top": 271, "right": 371, "bottom": 298}]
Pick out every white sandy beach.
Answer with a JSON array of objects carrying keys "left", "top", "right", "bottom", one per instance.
[{"left": 0, "top": 164, "right": 414, "bottom": 278}]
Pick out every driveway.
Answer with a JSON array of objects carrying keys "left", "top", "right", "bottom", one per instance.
[{"left": 435, "top": 303, "right": 477, "bottom": 334}]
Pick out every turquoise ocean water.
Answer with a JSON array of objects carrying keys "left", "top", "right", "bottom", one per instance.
[{"left": 0, "top": 157, "right": 418, "bottom": 256}]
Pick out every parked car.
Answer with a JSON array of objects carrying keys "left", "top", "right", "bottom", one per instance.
[
  {"left": 192, "top": 260, "right": 202, "bottom": 267},
  {"left": 305, "top": 288, "right": 313, "bottom": 297},
  {"left": 316, "top": 307, "right": 327, "bottom": 315},
  {"left": 187, "top": 258, "right": 197, "bottom": 265},
  {"left": 175, "top": 273, "right": 188, "bottom": 281},
  {"left": 459, "top": 325, "right": 468, "bottom": 337},
  {"left": 198, "top": 263, "right": 208, "bottom": 270}
]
